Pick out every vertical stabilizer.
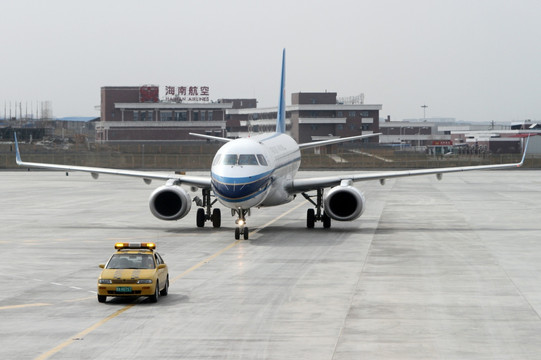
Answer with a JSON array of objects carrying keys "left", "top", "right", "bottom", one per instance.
[{"left": 276, "top": 49, "right": 286, "bottom": 134}]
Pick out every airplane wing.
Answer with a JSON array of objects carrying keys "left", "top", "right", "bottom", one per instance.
[
  {"left": 189, "top": 132, "right": 232, "bottom": 142},
  {"left": 288, "top": 136, "right": 530, "bottom": 193},
  {"left": 13, "top": 133, "right": 211, "bottom": 188},
  {"left": 298, "top": 133, "right": 381, "bottom": 149}
]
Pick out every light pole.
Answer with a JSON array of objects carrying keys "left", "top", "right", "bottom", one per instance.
[
  {"left": 421, "top": 104, "right": 428, "bottom": 120},
  {"left": 400, "top": 126, "right": 412, "bottom": 150}
]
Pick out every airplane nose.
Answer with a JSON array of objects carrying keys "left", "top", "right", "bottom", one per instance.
[{"left": 212, "top": 175, "right": 270, "bottom": 203}]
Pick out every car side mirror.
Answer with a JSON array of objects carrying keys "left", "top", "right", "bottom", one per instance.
[
  {"left": 157, "top": 264, "right": 166, "bottom": 269},
  {"left": 99, "top": 264, "right": 105, "bottom": 268}
]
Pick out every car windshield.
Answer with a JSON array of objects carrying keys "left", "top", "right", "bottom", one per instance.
[{"left": 106, "top": 254, "right": 155, "bottom": 269}]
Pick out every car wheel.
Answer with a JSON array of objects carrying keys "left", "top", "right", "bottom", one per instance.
[
  {"left": 97, "top": 295, "right": 107, "bottom": 303},
  {"left": 149, "top": 281, "right": 159, "bottom": 303},
  {"left": 160, "top": 276, "right": 169, "bottom": 296}
]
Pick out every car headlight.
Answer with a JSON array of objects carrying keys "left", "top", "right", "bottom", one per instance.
[
  {"left": 137, "top": 279, "right": 153, "bottom": 284},
  {"left": 99, "top": 279, "right": 112, "bottom": 284}
]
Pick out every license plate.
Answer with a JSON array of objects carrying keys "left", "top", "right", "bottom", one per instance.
[{"left": 116, "top": 287, "right": 132, "bottom": 293}]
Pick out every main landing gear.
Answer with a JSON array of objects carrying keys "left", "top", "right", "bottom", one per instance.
[
  {"left": 233, "top": 209, "right": 250, "bottom": 240},
  {"left": 302, "top": 189, "right": 331, "bottom": 229},
  {"left": 195, "top": 189, "right": 221, "bottom": 228}
]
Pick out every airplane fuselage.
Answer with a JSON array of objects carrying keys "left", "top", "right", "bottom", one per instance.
[{"left": 210, "top": 133, "right": 300, "bottom": 210}]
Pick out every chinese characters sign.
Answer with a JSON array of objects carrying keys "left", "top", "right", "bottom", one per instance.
[
  {"left": 432, "top": 140, "right": 453, "bottom": 146},
  {"left": 163, "top": 86, "right": 210, "bottom": 102}
]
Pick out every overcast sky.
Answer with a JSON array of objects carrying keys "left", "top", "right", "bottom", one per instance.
[{"left": 1, "top": 0, "right": 540, "bottom": 123}]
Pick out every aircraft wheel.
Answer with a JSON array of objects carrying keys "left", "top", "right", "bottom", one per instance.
[
  {"left": 243, "top": 227, "right": 249, "bottom": 240},
  {"left": 307, "top": 209, "right": 315, "bottom": 228},
  {"left": 196, "top": 208, "right": 205, "bottom": 228},
  {"left": 212, "top": 208, "right": 221, "bottom": 228},
  {"left": 322, "top": 212, "right": 331, "bottom": 229},
  {"left": 235, "top": 227, "right": 240, "bottom": 240}
]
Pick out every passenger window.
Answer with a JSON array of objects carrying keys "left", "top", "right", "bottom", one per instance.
[
  {"left": 256, "top": 154, "right": 268, "bottom": 166},
  {"left": 223, "top": 154, "right": 237, "bottom": 165},
  {"left": 238, "top": 154, "right": 258, "bottom": 165}
]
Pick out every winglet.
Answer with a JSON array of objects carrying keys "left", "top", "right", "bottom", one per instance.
[
  {"left": 14, "top": 132, "right": 22, "bottom": 165},
  {"left": 518, "top": 134, "right": 531, "bottom": 167},
  {"left": 276, "top": 49, "right": 286, "bottom": 134}
]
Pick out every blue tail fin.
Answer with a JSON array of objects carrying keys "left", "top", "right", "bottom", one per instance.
[{"left": 276, "top": 49, "right": 286, "bottom": 134}]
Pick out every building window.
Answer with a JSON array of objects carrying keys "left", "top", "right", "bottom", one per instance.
[
  {"left": 349, "top": 111, "right": 356, "bottom": 117},
  {"left": 175, "top": 111, "right": 187, "bottom": 121},
  {"left": 360, "top": 111, "right": 369, "bottom": 117},
  {"left": 337, "top": 111, "right": 343, "bottom": 117},
  {"left": 337, "top": 124, "right": 343, "bottom": 130},
  {"left": 137, "top": 111, "right": 150, "bottom": 121},
  {"left": 160, "top": 111, "right": 173, "bottom": 121},
  {"left": 192, "top": 111, "right": 199, "bottom": 121},
  {"left": 208, "top": 111, "right": 213, "bottom": 121},
  {"left": 201, "top": 111, "right": 206, "bottom": 121}
]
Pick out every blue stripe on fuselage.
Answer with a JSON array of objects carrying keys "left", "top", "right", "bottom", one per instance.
[{"left": 211, "top": 170, "right": 272, "bottom": 203}]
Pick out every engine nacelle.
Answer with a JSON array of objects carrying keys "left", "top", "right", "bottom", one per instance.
[
  {"left": 323, "top": 185, "right": 366, "bottom": 221},
  {"left": 149, "top": 185, "right": 192, "bottom": 221}
]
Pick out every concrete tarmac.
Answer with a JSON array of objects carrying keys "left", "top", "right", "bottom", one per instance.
[{"left": 1, "top": 170, "right": 541, "bottom": 359}]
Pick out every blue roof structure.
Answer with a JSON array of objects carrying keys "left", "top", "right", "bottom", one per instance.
[{"left": 57, "top": 116, "right": 99, "bottom": 122}]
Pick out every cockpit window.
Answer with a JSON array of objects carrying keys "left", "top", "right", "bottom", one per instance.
[
  {"left": 256, "top": 154, "right": 268, "bottom": 166},
  {"left": 223, "top": 154, "right": 238, "bottom": 165},
  {"left": 212, "top": 154, "right": 222, "bottom": 166},
  {"left": 238, "top": 154, "right": 258, "bottom": 166}
]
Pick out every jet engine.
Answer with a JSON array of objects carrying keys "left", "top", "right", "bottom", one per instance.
[
  {"left": 323, "top": 184, "right": 365, "bottom": 221},
  {"left": 149, "top": 184, "right": 192, "bottom": 221}
]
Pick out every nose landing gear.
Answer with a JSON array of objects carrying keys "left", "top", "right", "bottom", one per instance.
[{"left": 233, "top": 209, "right": 249, "bottom": 240}]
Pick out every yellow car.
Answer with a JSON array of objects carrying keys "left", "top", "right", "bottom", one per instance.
[{"left": 97, "top": 242, "right": 169, "bottom": 303}]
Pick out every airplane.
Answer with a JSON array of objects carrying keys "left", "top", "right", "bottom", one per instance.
[{"left": 14, "top": 49, "right": 529, "bottom": 240}]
